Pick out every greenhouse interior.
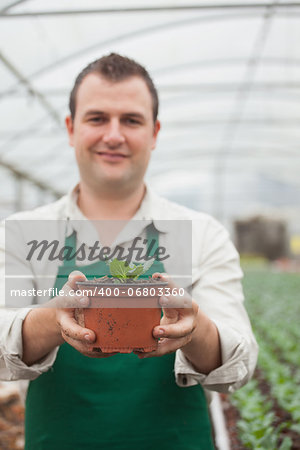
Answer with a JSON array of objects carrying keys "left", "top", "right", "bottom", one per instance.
[{"left": 0, "top": 1, "right": 300, "bottom": 449}]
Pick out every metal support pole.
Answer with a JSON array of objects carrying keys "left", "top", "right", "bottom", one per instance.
[{"left": 14, "top": 173, "right": 23, "bottom": 212}]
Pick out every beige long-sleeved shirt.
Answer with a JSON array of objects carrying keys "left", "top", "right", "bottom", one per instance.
[{"left": 0, "top": 184, "right": 258, "bottom": 402}]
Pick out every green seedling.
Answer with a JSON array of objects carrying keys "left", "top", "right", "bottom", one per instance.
[{"left": 105, "top": 257, "right": 155, "bottom": 282}]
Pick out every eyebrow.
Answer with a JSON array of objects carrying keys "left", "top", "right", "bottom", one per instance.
[
  {"left": 83, "top": 110, "right": 146, "bottom": 120},
  {"left": 123, "top": 112, "right": 146, "bottom": 121},
  {"left": 83, "top": 110, "right": 106, "bottom": 118}
]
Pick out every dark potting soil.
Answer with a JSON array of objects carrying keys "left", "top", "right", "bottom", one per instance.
[{"left": 91, "top": 276, "right": 166, "bottom": 285}]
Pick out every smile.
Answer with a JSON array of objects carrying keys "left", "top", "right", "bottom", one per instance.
[{"left": 95, "top": 152, "right": 128, "bottom": 161}]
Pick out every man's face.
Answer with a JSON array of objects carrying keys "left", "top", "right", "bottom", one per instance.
[{"left": 66, "top": 74, "right": 160, "bottom": 193}]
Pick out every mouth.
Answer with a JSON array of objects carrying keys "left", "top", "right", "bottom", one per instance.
[{"left": 94, "top": 151, "right": 128, "bottom": 161}]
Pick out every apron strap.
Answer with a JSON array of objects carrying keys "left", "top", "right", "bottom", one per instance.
[
  {"left": 146, "top": 223, "right": 159, "bottom": 260},
  {"left": 62, "top": 230, "right": 77, "bottom": 267}
]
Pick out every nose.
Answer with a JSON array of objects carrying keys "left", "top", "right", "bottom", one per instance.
[{"left": 102, "top": 119, "right": 125, "bottom": 148}]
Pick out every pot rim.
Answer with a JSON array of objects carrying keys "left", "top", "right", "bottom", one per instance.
[{"left": 76, "top": 280, "right": 168, "bottom": 287}]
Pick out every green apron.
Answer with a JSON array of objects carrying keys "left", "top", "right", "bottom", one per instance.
[{"left": 25, "top": 224, "right": 214, "bottom": 449}]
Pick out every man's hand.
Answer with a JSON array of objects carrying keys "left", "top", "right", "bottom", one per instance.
[
  {"left": 22, "top": 270, "right": 118, "bottom": 366},
  {"left": 134, "top": 272, "right": 198, "bottom": 356},
  {"left": 134, "top": 273, "right": 221, "bottom": 375},
  {"left": 53, "top": 270, "right": 118, "bottom": 359}
]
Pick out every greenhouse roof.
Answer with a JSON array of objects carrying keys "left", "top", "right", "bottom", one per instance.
[{"left": 1, "top": 1, "right": 300, "bottom": 221}]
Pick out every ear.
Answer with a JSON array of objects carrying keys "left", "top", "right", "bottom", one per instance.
[
  {"left": 151, "top": 120, "right": 161, "bottom": 151},
  {"left": 65, "top": 115, "right": 74, "bottom": 147}
]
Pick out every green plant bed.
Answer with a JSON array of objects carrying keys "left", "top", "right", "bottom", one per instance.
[{"left": 228, "top": 267, "right": 300, "bottom": 448}]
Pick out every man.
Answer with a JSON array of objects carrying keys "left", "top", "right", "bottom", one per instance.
[{"left": 0, "top": 53, "right": 258, "bottom": 449}]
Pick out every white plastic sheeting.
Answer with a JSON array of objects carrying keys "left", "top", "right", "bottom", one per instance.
[{"left": 1, "top": 1, "right": 300, "bottom": 224}]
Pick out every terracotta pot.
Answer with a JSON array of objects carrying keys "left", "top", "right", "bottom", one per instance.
[{"left": 75, "top": 281, "right": 167, "bottom": 353}]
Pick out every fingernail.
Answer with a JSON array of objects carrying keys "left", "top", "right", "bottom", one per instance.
[
  {"left": 84, "top": 334, "right": 91, "bottom": 342},
  {"left": 157, "top": 328, "right": 164, "bottom": 335},
  {"left": 160, "top": 296, "right": 168, "bottom": 305},
  {"left": 80, "top": 297, "right": 88, "bottom": 306}
]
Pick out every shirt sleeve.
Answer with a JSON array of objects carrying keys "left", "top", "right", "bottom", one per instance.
[
  {"left": 174, "top": 217, "right": 258, "bottom": 393},
  {"left": 0, "top": 219, "right": 59, "bottom": 381},
  {"left": 0, "top": 308, "right": 59, "bottom": 381}
]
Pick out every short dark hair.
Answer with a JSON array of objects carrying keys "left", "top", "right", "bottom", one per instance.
[{"left": 69, "top": 53, "right": 159, "bottom": 122}]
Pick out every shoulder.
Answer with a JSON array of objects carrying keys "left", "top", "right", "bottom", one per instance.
[
  {"left": 152, "top": 191, "right": 226, "bottom": 232},
  {"left": 3, "top": 195, "right": 68, "bottom": 221},
  {"left": 151, "top": 192, "right": 232, "bottom": 260}
]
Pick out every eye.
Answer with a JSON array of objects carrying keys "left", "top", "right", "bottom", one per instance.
[
  {"left": 125, "top": 117, "right": 141, "bottom": 125},
  {"left": 89, "top": 116, "right": 106, "bottom": 123}
]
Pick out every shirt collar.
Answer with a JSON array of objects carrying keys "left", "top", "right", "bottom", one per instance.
[
  {"left": 64, "top": 182, "right": 169, "bottom": 234},
  {"left": 132, "top": 183, "right": 170, "bottom": 233}
]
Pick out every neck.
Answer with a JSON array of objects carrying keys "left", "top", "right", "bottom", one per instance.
[{"left": 77, "top": 182, "right": 146, "bottom": 220}]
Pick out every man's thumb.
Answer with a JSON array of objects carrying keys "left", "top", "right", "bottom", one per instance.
[{"left": 67, "top": 270, "right": 87, "bottom": 291}]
